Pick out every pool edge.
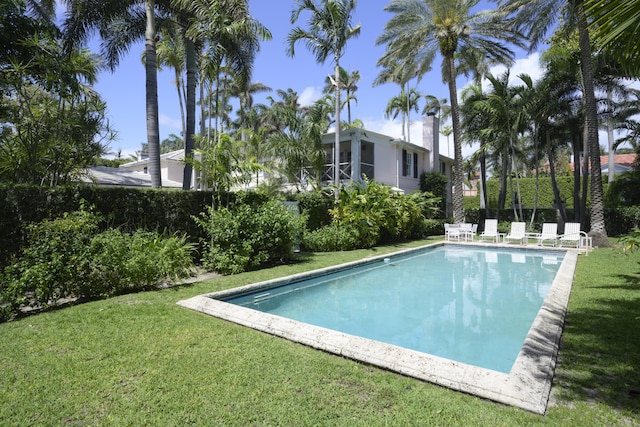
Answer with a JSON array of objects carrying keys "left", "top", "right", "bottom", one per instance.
[{"left": 177, "top": 242, "right": 579, "bottom": 415}]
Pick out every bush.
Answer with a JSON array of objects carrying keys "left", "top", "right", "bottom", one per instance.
[
  {"left": 301, "top": 224, "right": 360, "bottom": 252},
  {"left": 3, "top": 210, "right": 100, "bottom": 308},
  {"left": 329, "top": 180, "right": 437, "bottom": 248},
  {"left": 295, "top": 190, "right": 334, "bottom": 231},
  {"left": 88, "top": 230, "right": 194, "bottom": 295},
  {"left": 195, "top": 200, "right": 306, "bottom": 275},
  {"left": 0, "top": 210, "right": 195, "bottom": 321},
  {"left": 420, "top": 172, "right": 448, "bottom": 218}
]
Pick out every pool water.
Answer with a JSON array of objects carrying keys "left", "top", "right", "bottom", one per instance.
[{"left": 224, "top": 245, "right": 565, "bottom": 373}]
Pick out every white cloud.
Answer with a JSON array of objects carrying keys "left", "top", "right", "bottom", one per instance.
[
  {"left": 159, "top": 114, "right": 182, "bottom": 130},
  {"left": 459, "top": 52, "right": 544, "bottom": 95},
  {"left": 298, "top": 86, "right": 323, "bottom": 107}
]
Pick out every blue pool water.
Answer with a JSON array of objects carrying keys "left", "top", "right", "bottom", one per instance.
[{"left": 223, "top": 245, "right": 565, "bottom": 373}]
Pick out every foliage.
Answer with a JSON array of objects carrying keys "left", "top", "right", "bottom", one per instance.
[
  {"left": 327, "top": 179, "right": 437, "bottom": 249},
  {"left": 0, "top": 185, "right": 232, "bottom": 267},
  {"left": 0, "top": 209, "right": 99, "bottom": 318},
  {"left": 419, "top": 171, "right": 447, "bottom": 217},
  {"left": 483, "top": 176, "right": 583, "bottom": 209},
  {"left": 617, "top": 228, "right": 640, "bottom": 252},
  {"left": 301, "top": 223, "right": 360, "bottom": 252},
  {"left": 195, "top": 200, "right": 306, "bottom": 274},
  {"left": 0, "top": 209, "right": 194, "bottom": 321},
  {"left": 295, "top": 189, "right": 334, "bottom": 231},
  {"left": 0, "top": 32, "right": 112, "bottom": 186},
  {"left": 88, "top": 229, "right": 194, "bottom": 294},
  {"left": 605, "top": 171, "right": 640, "bottom": 207}
]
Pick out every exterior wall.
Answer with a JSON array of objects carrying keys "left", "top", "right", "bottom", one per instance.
[{"left": 372, "top": 141, "right": 398, "bottom": 187}]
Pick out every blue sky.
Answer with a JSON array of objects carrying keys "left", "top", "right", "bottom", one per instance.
[{"left": 89, "top": 0, "right": 543, "bottom": 159}]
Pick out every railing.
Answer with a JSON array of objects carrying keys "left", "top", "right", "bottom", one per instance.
[{"left": 319, "top": 162, "right": 375, "bottom": 182}]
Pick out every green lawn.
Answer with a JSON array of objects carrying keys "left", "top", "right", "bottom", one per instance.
[{"left": 1, "top": 238, "right": 639, "bottom": 426}]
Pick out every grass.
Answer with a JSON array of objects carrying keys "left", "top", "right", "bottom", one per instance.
[{"left": 1, "top": 238, "right": 639, "bottom": 426}]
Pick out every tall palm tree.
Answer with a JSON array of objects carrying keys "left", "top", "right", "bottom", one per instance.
[
  {"left": 63, "top": 0, "right": 172, "bottom": 188},
  {"left": 499, "top": 0, "right": 608, "bottom": 243},
  {"left": 172, "top": 0, "right": 271, "bottom": 190},
  {"left": 455, "top": 44, "right": 513, "bottom": 213},
  {"left": 287, "top": 0, "right": 361, "bottom": 189},
  {"left": 377, "top": 0, "right": 523, "bottom": 223}
]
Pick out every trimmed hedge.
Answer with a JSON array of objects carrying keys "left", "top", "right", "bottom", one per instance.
[{"left": 0, "top": 185, "right": 232, "bottom": 266}]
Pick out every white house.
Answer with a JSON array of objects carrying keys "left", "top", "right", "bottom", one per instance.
[
  {"left": 119, "top": 149, "right": 196, "bottom": 189},
  {"left": 320, "top": 115, "right": 453, "bottom": 191},
  {"left": 88, "top": 115, "right": 454, "bottom": 212}
]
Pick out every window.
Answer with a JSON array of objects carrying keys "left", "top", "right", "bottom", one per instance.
[{"left": 402, "top": 149, "right": 418, "bottom": 178}]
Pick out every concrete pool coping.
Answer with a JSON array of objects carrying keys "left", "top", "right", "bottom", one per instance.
[{"left": 177, "top": 242, "right": 578, "bottom": 415}]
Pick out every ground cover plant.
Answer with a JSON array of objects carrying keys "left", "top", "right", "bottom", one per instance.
[{"left": 0, "top": 240, "right": 639, "bottom": 425}]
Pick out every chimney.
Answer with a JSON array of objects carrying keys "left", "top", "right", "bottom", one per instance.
[{"left": 423, "top": 114, "right": 439, "bottom": 172}]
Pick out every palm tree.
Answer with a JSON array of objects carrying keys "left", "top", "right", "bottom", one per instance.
[
  {"left": 499, "top": 0, "right": 608, "bottom": 243},
  {"left": 322, "top": 67, "right": 361, "bottom": 124},
  {"left": 585, "top": 0, "right": 640, "bottom": 76},
  {"left": 384, "top": 87, "right": 421, "bottom": 142},
  {"left": 63, "top": 0, "right": 172, "bottom": 188},
  {"left": 287, "top": 0, "right": 361, "bottom": 189},
  {"left": 377, "top": 0, "right": 523, "bottom": 223},
  {"left": 172, "top": 0, "right": 271, "bottom": 190},
  {"left": 156, "top": 24, "right": 187, "bottom": 137}
]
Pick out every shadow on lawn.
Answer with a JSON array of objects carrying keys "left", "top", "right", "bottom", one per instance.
[{"left": 554, "top": 272, "right": 640, "bottom": 415}]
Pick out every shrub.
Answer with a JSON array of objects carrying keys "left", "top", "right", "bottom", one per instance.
[
  {"left": 301, "top": 224, "right": 360, "bottom": 252},
  {"left": 329, "top": 180, "right": 437, "bottom": 248},
  {"left": 0, "top": 210, "right": 195, "bottom": 321},
  {"left": 195, "top": 200, "right": 306, "bottom": 275},
  {"left": 88, "top": 230, "right": 194, "bottom": 295},
  {"left": 4, "top": 210, "right": 100, "bottom": 308},
  {"left": 295, "top": 190, "right": 334, "bottom": 231},
  {"left": 420, "top": 172, "right": 448, "bottom": 218}
]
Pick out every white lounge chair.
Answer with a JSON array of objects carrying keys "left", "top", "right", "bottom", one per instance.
[
  {"left": 479, "top": 219, "right": 499, "bottom": 242},
  {"left": 504, "top": 222, "right": 526, "bottom": 244},
  {"left": 538, "top": 223, "right": 558, "bottom": 247},
  {"left": 559, "top": 222, "right": 592, "bottom": 254}
]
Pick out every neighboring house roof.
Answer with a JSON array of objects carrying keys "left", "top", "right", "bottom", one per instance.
[
  {"left": 80, "top": 166, "right": 182, "bottom": 188},
  {"left": 120, "top": 149, "right": 186, "bottom": 169}
]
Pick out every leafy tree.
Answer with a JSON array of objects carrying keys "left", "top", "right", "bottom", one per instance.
[
  {"left": 287, "top": 0, "right": 361, "bottom": 189},
  {"left": 1, "top": 32, "right": 112, "bottom": 185},
  {"left": 377, "top": 0, "right": 523, "bottom": 223},
  {"left": 171, "top": 0, "right": 271, "bottom": 190}
]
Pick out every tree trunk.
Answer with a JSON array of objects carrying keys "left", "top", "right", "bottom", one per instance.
[
  {"left": 334, "top": 61, "right": 341, "bottom": 194},
  {"left": 576, "top": 0, "right": 609, "bottom": 245},
  {"left": 145, "top": 0, "right": 161, "bottom": 188},
  {"left": 572, "top": 137, "right": 582, "bottom": 222},
  {"left": 182, "top": 38, "right": 196, "bottom": 190},
  {"left": 548, "top": 144, "right": 568, "bottom": 223},
  {"left": 607, "top": 88, "right": 615, "bottom": 183},
  {"left": 480, "top": 140, "right": 489, "bottom": 217},
  {"left": 447, "top": 54, "right": 464, "bottom": 223}
]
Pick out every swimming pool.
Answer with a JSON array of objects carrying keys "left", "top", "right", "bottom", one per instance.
[{"left": 178, "top": 242, "right": 578, "bottom": 414}]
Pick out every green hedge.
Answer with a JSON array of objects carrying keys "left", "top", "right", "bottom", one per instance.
[
  {"left": 473, "top": 176, "right": 605, "bottom": 209},
  {"left": 0, "top": 184, "right": 233, "bottom": 266}
]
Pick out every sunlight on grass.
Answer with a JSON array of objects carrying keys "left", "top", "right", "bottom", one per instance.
[{"left": 1, "top": 238, "right": 639, "bottom": 426}]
